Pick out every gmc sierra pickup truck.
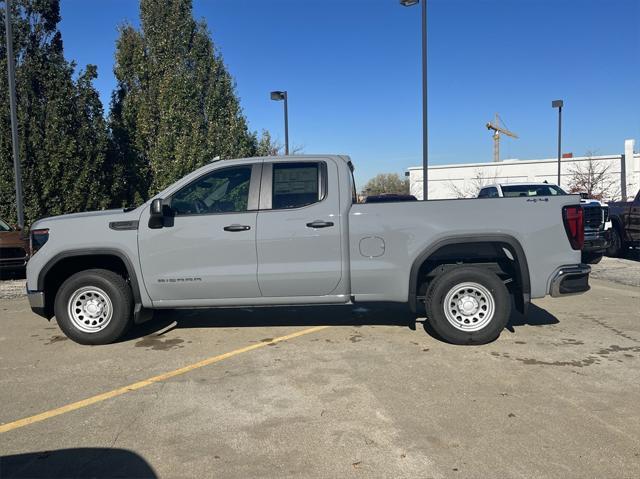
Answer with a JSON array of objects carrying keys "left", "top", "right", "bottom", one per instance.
[{"left": 26, "top": 155, "right": 590, "bottom": 345}]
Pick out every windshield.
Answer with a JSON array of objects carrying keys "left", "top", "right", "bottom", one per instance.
[
  {"left": 0, "top": 218, "right": 11, "bottom": 232},
  {"left": 501, "top": 184, "right": 566, "bottom": 197}
]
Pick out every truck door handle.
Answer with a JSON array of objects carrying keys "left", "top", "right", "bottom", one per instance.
[
  {"left": 306, "top": 220, "right": 334, "bottom": 229},
  {"left": 223, "top": 224, "right": 251, "bottom": 232}
]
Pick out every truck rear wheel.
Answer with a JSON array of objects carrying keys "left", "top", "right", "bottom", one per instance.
[
  {"left": 54, "top": 269, "right": 133, "bottom": 345},
  {"left": 424, "top": 266, "right": 510, "bottom": 345}
]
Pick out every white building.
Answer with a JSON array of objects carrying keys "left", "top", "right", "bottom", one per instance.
[{"left": 408, "top": 139, "right": 639, "bottom": 201}]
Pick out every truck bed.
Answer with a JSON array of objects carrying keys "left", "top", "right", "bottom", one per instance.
[{"left": 348, "top": 195, "right": 582, "bottom": 302}]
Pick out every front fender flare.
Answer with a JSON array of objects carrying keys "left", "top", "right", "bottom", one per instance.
[{"left": 37, "top": 248, "right": 148, "bottom": 323}]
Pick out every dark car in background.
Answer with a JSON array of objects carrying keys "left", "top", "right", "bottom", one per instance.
[
  {"left": 607, "top": 190, "right": 640, "bottom": 257},
  {"left": 364, "top": 194, "right": 418, "bottom": 203},
  {"left": 0, "top": 217, "right": 29, "bottom": 274}
]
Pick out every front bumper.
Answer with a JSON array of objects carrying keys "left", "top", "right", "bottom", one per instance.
[
  {"left": 549, "top": 264, "right": 591, "bottom": 297},
  {"left": 0, "top": 257, "right": 28, "bottom": 270},
  {"left": 27, "top": 289, "right": 47, "bottom": 318},
  {"left": 582, "top": 229, "right": 612, "bottom": 253}
]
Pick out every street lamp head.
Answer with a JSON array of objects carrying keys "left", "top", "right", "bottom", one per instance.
[
  {"left": 270, "top": 91, "right": 286, "bottom": 101},
  {"left": 552, "top": 99, "right": 564, "bottom": 109},
  {"left": 400, "top": 0, "right": 420, "bottom": 6}
]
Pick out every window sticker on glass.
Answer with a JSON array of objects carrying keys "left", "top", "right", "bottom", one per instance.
[{"left": 272, "top": 163, "right": 320, "bottom": 209}]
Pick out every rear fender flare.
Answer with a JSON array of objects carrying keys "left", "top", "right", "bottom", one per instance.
[{"left": 408, "top": 234, "right": 531, "bottom": 312}]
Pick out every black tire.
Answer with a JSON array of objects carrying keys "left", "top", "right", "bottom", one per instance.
[
  {"left": 54, "top": 269, "right": 133, "bottom": 345},
  {"left": 605, "top": 228, "right": 624, "bottom": 257},
  {"left": 424, "top": 266, "right": 511, "bottom": 345},
  {"left": 581, "top": 252, "right": 603, "bottom": 264}
]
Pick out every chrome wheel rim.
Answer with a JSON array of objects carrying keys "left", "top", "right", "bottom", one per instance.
[
  {"left": 443, "top": 282, "right": 495, "bottom": 332},
  {"left": 67, "top": 286, "right": 113, "bottom": 333}
]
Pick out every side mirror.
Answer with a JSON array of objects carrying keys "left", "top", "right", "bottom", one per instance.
[
  {"left": 150, "top": 198, "right": 163, "bottom": 217},
  {"left": 149, "top": 198, "right": 172, "bottom": 229}
]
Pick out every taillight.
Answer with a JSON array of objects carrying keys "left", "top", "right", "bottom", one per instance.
[
  {"left": 562, "top": 206, "right": 584, "bottom": 250},
  {"left": 30, "top": 228, "right": 49, "bottom": 255}
]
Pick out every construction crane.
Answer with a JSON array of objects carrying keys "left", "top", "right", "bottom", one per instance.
[{"left": 486, "top": 113, "right": 518, "bottom": 162}]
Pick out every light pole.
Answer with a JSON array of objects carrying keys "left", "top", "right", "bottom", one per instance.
[
  {"left": 270, "top": 90, "right": 289, "bottom": 155},
  {"left": 400, "top": 0, "right": 428, "bottom": 200},
  {"left": 552, "top": 99, "right": 563, "bottom": 187},
  {"left": 3, "top": 0, "right": 24, "bottom": 229}
]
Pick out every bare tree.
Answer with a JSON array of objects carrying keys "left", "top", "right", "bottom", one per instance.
[
  {"left": 447, "top": 169, "right": 499, "bottom": 198},
  {"left": 566, "top": 153, "right": 620, "bottom": 201},
  {"left": 256, "top": 130, "right": 304, "bottom": 156}
]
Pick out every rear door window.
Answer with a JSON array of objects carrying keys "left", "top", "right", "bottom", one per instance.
[{"left": 272, "top": 162, "right": 325, "bottom": 209}]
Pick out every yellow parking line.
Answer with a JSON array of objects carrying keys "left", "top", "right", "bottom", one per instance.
[{"left": 0, "top": 325, "right": 329, "bottom": 434}]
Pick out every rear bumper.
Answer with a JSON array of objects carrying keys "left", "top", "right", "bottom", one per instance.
[
  {"left": 27, "top": 289, "right": 47, "bottom": 318},
  {"left": 549, "top": 264, "right": 591, "bottom": 297}
]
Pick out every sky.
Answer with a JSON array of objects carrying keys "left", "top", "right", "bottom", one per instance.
[{"left": 58, "top": 0, "right": 640, "bottom": 187}]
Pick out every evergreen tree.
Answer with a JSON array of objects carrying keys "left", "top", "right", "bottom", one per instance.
[
  {"left": 0, "top": 0, "right": 111, "bottom": 224},
  {"left": 110, "top": 0, "right": 259, "bottom": 201}
]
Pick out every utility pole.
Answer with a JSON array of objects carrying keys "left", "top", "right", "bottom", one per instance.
[
  {"left": 400, "top": 0, "right": 428, "bottom": 200},
  {"left": 4, "top": 0, "right": 24, "bottom": 228},
  {"left": 270, "top": 90, "right": 289, "bottom": 155},
  {"left": 283, "top": 91, "right": 289, "bottom": 155},
  {"left": 552, "top": 100, "right": 563, "bottom": 187},
  {"left": 420, "top": 0, "right": 427, "bottom": 199}
]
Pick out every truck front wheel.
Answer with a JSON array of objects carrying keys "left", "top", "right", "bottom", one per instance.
[
  {"left": 605, "top": 227, "right": 624, "bottom": 257},
  {"left": 54, "top": 269, "right": 133, "bottom": 345},
  {"left": 581, "top": 252, "right": 603, "bottom": 264},
  {"left": 424, "top": 266, "right": 511, "bottom": 345}
]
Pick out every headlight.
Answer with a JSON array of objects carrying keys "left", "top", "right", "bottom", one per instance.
[{"left": 30, "top": 228, "right": 49, "bottom": 255}]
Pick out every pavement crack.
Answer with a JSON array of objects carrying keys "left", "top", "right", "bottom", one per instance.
[{"left": 590, "top": 318, "right": 640, "bottom": 344}]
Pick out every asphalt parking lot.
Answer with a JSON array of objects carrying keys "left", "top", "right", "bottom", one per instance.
[{"left": 1, "top": 259, "right": 639, "bottom": 478}]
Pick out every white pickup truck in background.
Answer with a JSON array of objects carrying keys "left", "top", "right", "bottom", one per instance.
[{"left": 26, "top": 155, "right": 590, "bottom": 345}]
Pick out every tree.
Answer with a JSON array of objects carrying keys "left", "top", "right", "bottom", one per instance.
[
  {"left": 447, "top": 169, "right": 498, "bottom": 198},
  {"left": 256, "top": 130, "right": 282, "bottom": 157},
  {"left": 70, "top": 65, "right": 111, "bottom": 212},
  {"left": 363, "top": 173, "right": 410, "bottom": 196},
  {"left": 0, "top": 0, "right": 111, "bottom": 224},
  {"left": 109, "top": 0, "right": 260, "bottom": 203},
  {"left": 566, "top": 154, "right": 620, "bottom": 201},
  {"left": 255, "top": 129, "right": 304, "bottom": 157}
]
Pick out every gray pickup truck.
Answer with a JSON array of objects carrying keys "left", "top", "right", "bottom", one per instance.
[{"left": 26, "top": 155, "right": 590, "bottom": 345}]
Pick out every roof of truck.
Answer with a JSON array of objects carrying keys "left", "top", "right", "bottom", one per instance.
[
  {"left": 206, "top": 154, "right": 352, "bottom": 166},
  {"left": 481, "top": 182, "right": 561, "bottom": 188}
]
